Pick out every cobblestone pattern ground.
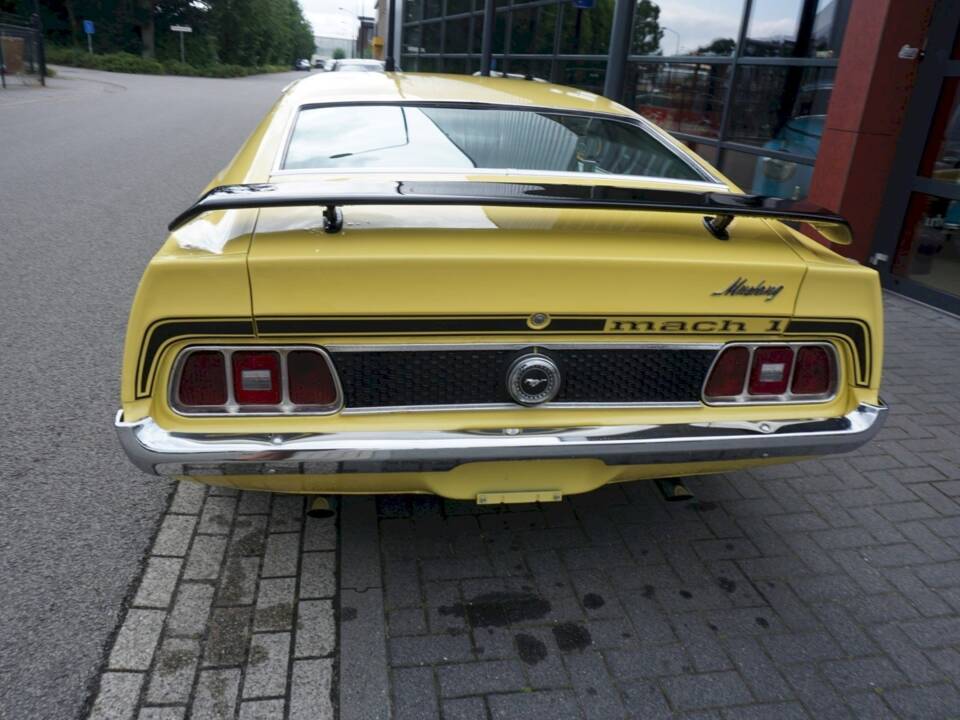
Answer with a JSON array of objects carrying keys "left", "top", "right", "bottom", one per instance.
[
  {"left": 376, "top": 295, "right": 960, "bottom": 720},
  {"left": 87, "top": 485, "right": 337, "bottom": 720}
]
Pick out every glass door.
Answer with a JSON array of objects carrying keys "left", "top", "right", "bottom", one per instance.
[{"left": 874, "top": 0, "right": 960, "bottom": 314}]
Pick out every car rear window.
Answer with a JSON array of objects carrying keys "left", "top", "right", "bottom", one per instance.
[{"left": 281, "top": 104, "right": 706, "bottom": 181}]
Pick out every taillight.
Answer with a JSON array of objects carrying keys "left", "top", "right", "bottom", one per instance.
[
  {"left": 748, "top": 346, "right": 794, "bottom": 395},
  {"left": 704, "top": 343, "right": 836, "bottom": 404},
  {"left": 703, "top": 346, "right": 749, "bottom": 398},
  {"left": 792, "top": 346, "right": 833, "bottom": 396},
  {"left": 178, "top": 351, "right": 227, "bottom": 406},
  {"left": 288, "top": 350, "right": 338, "bottom": 405},
  {"left": 172, "top": 347, "right": 340, "bottom": 414},
  {"left": 233, "top": 351, "right": 282, "bottom": 405}
]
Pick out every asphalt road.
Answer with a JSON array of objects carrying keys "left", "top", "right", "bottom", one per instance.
[{"left": 0, "top": 66, "right": 306, "bottom": 720}]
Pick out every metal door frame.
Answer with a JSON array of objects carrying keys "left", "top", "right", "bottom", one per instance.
[{"left": 872, "top": 0, "right": 960, "bottom": 315}]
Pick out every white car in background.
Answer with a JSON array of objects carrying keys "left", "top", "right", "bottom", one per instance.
[{"left": 330, "top": 59, "right": 385, "bottom": 72}]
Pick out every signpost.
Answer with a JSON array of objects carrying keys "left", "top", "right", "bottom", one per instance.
[
  {"left": 170, "top": 24, "right": 192, "bottom": 63},
  {"left": 82, "top": 19, "right": 94, "bottom": 54}
]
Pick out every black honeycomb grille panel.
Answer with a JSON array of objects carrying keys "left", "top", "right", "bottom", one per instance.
[{"left": 331, "top": 348, "right": 717, "bottom": 408}]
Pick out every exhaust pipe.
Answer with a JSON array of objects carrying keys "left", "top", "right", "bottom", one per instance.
[
  {"left": 655, "top": 478, "right": 694, "bottom": 502},
  {"left": 307, "top": 496, "right": 336, "bottom": 519}
]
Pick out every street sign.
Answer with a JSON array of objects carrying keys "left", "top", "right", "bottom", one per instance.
[
  {"left": 170, "top": 25, "right": 193, "bottom": 63},
  {"left": 83, "top": 20, "right": 95, "bottom": 54},
  {"left": 573, "top": 0, "right": 594, "bottom": 8}
]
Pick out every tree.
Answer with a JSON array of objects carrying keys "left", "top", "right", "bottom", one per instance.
[
  {"left": 695, "top": 37, "right": 736, "bottom": 56},
  {"left": 332, "top": 47, "right": 345, "bottom": 60},
  {"left": 35, "top": 0, "right": 315, "bottom": 67},
  {"left": 632, "top": 0, "right": 662, "bottom": 55}
]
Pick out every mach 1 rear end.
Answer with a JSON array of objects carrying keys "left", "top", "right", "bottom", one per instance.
[{"left": 116, "top": 72, "right": 886, "bottom": 502}]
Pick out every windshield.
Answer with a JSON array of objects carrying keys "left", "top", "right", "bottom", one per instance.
[{"left": 282, "top": 104, "right": 706, "bottom": 181}]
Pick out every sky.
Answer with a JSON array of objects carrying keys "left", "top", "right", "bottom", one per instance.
[
  {"left": 300, "top": 0, "right": 815, "bottom": 50},
  {"left": 301, "top": 0, "right": 368, "bottom": 40}
]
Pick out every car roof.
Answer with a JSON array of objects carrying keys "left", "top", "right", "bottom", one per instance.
[{"left": 286, "top": 72, "right": 635, "bottom": 117}]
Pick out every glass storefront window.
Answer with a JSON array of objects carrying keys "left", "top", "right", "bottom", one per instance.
[
  {"left": 424, "top": 0, "right": 443, "bottom": 19},
  {"left": 893, "top": 193, "right": 960, "bottom": 300},
  {"left": 472, "top": 11, "right": 508, "bottom": 56},
  {"left": 445, "top": 18, "right": 472, "bottom": 53},
  {"left": 727, "top": 65, "right": 834, "bottom": 151},
  {"left": 503, "top": 58, "right": 552, "bottom": 81},
  {"left": 685, "top": 140, "right": 719, "bottom": 166},
  {"left": 441, "top": 57, "right": 471, "bottom": 74},
  {"left": 555, "top": 60, "right": 606, "bottom": 95},
  {"left": 721, "top": 148, "right": 814, "bottom": 199},
  {"left": 402, "top": 25, "right": 423, "bottom": 54},
  {"left": 509, "top": 6, "right": 559, "bottom": 55},
  {"left": 744, "top": 0, "right": 846, "bottom": 58},
  {"left": 422, "top": 20, "right": 442, "bottom": 53},
  {"left": 633, "top": 0, "right": 743, "bottom": 57},
  {"left": 626, "top": 62, "right": 728, "bottom": 138},
  {"left": 919, "top": 78, "right": 960, "bottom": 184},
  {"left": 447, "top": 0, "right": 472, "bottom": 16},
  {"left": 558, "top": 3, "right": 610, "bottom": 55},
  {"left": 404, "top": 0, "right": 421, "bottom": 23}
]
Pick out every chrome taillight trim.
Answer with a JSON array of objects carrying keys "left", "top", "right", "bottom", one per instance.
[
  {"left": 170, "top": 345, "right": 343, "bottom": 416},
  {"left": 701, "top": 342, "right": 840, "bottom": 406}
]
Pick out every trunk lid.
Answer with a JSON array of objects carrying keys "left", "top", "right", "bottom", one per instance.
[{"left": 246, "top": 182, "right": 806, "bottom": 322}]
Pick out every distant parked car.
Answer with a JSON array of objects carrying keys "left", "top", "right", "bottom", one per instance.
[
  {"left": 313, "top": 58, "right": 327, "bottom": 69},
  {"left": 330, "top": 58, "right": 384, "bottom": 72},
  {"left": 294, "top": 59, "right": 311, "bottom": 72}
]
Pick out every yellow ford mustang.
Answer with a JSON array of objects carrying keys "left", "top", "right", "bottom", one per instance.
[{"left": 115, "top": 72, "right": 886, "bottom": 504}]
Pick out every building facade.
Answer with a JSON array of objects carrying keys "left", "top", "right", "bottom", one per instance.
[{"left": 393, "top": 0, "right": 960, "bottom": 314}]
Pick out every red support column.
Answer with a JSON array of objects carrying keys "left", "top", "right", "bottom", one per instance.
[{"left": 808, "top": 0, "right": 936, "bottom": 262}]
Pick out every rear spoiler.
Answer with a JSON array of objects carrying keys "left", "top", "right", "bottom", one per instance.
[{"left": 167, "top": 180, "right": 852, "bottom": 244}]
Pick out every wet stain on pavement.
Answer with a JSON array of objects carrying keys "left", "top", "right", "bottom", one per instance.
[
  {"left": 679, "top": 590, "right": 692, "bottom": 599},
  {"left": 218, "top": 557, "right": 248, "bottom": 605},
  {"left": 755, "top": 616, "right": 770, "bottom": 629},
  {"left": 158, "top": 648, "right": 195, "bottom": 676},
  {"left": 583, "top": 593, "right": 605, "bottom": 609},
  {"left": 552, "top": 622, "right": 591, "bottom": 651},
  {"left": 439, "top": 592, "right": 551, "bottom": 628},
  {"left": 717, "top": 577, "right": 737, "bottom": 594},
  {"left": 341, "top": 606, "right": 358, "bottom": 621},
  {"left": 231, "top": 523, "right": 265, "bottom": 556},
  {"left": 255, "top": 603, "right": 293, "bottom": 630},
  {"left": 641, "top": 585, "right": 656, "bottom": 599},
  {"left": 515, "top": 633, "right": 548, "bottom": 665},
  {"left": 248, "top": 644, "right": 268, "bottom": 666}
]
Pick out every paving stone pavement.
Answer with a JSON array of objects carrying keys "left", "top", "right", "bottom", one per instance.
[
  {"left": 87, "top": 487, "right": 337, "bottom": 720},
  {"left": 88, "top": 293, "right": 960, "bottom": 719},
  {"left": 375, "top": 295, "right": 960, "bottom": 720}
]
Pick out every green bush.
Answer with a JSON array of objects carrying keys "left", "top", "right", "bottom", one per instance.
[{"left": 46, "top": 46, "right": 290, "bottom": 78}]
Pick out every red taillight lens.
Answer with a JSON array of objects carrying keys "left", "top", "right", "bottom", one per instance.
[
  {"left": 288, "top": 351, "right": 337, "bottom": 406},
  {"left": 792, "top": 346, "right": 832, "bottom": 395},
  {"left": 748, "top": 346, "right": 794, "bottom": 395},
  {"left": 178, "top": 351, "right": 227, "bottom": 406},
  {"left": 232, "top": 351, "right": 281, "bottom": 405},
  {"left": 704, "top": 346, "right": 750, "bottom": 398}
]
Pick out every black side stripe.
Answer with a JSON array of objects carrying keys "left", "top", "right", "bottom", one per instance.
[
  {"left": 785, "top": 319, "right": 870, "bottom": 385},
  {"left": 137, "top": 319, "right": 255, "bottom": 397}
]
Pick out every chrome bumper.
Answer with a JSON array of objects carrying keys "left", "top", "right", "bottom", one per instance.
[{"left": 115, "top": 403, "right": 887, "bottom": 477}]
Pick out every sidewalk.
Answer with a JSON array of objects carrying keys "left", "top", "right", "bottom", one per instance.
[{"left": 87, "top": 292, "right": 960, "bottom": 719}]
